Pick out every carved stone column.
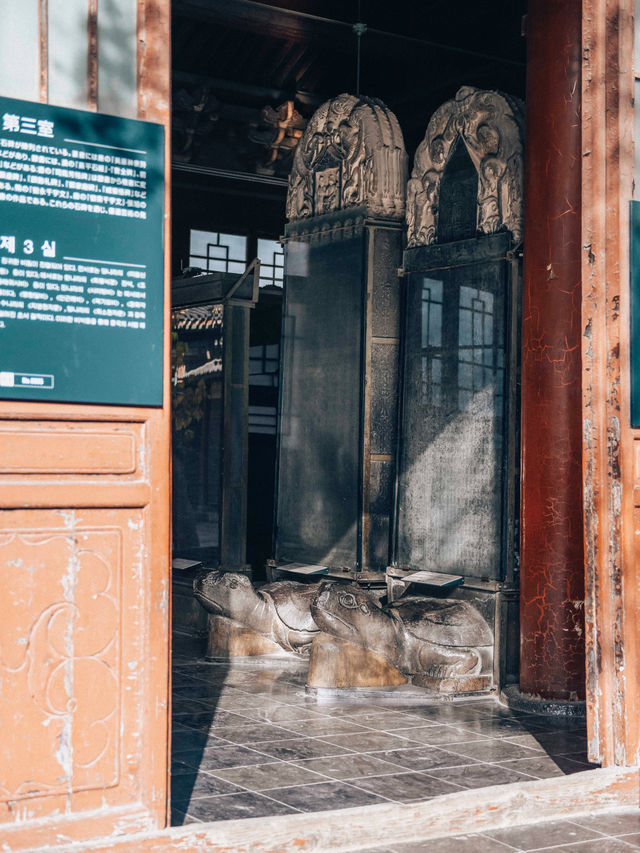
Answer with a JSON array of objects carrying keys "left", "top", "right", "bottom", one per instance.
[{"left": 519, "top": 0, "right": 585, "bottom": 700}]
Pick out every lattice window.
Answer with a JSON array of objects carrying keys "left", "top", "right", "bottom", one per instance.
[
  {"left": 249, "top": 343, "right": 279, "bottom": 387},
  {"left": 248, "top": 405, "right": 277, "bottom": 435},
  {"left": 257, "top": 238, "right": 284, "bottom": 288},
  {"left": 189, "top": 230, "right": 247, "bottom": 275}
]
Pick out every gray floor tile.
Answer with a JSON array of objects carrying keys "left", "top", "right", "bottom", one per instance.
[
  {"left": 171, "top": 684, "right": 227, "bottom": 701},
  {"left": 502, "top": 734, "right": 551, "bottom": 752},
  {"left": 349, "top": 771, "right": 463, "bottom": 802},
  {"left": 250, "top": 737, "right": 352, "bottom": 761},
  {"left": 171, "top": 758, "right": 201, "bottom": 775},
  {"left": 510, "top": 755, "right": 597, "bottom": 775},
  {"left": 314, "top": 703, "right": 391, "bottom": 718},
  {"left": 524, "top": 717, "right": 587, "bottom": 734},
  {"left": 213, "top": 723, "right": 304, "bottom": 744},
  {"left": 350, "top": 848, "right": 396, "bottom": 852},
  {"left": 342, "top": 711, "right": 440, "bottom": 730},
  {"left": 183, "top": 742, "right": 277, "bottom": 770},
  {"left": 318, "top": 731, "right": 417, "bottom": 752},
  {"left": 264, "top": 780, "right": 390, "bottom": 812},
  {"left": 171, "top": 771, "right": 246, "bottom": 812},
  {"left": 170, "top": 649, "right": 599, "bottom": 828},
  {"left": 170, "top": 808, "right": 202, "bottom": 826},
  {"left": 210, "top": 693, "right": 264, "bottom": 707},
  {"left": 390, "top": 834, "right": 518, "bottom": 852},
  {"left": 401, "top": 705, "right": 491, "bottom": 723},
  {"left": 520, "top": 732, "right": 588, "bottom": 757},
  {"left": 426, "top": 761, "right": 537, "bottom": 789},
  {"left": 200, "top": 709, "right": 261, "bottom": 727},
  {"left": 618, "top": 834, "right": 640, "bottom": 848},
  {"left": 392, "top": 724, "right": 491, "bottom": 746},
  {"left": 483, "top": 819, "right": 602, "bottom": 850},
  {"left": 171, "top": 730, "right": 212, "bottom": 753},
  {"left": 277, "top": 717, "right": 372, "bottom": 737},
  {"left": 231, "top": 683, "right": 300, "bottom": 698},
  {"left": 232, "top": 704, "right": 328, "bottom": 723},
  {"left": 294, "top": 753, "right": 408, "bottom": 780},
  {"left": 173, "top": 710, "right": 244, "bottom": 730},
  {"left": 571, "top": 811, "right": 640, "bottom": 837},
  {"left": 185, "top": 790, "right": 300, "bottom": 821},
  {"left": 171, "top": 701, "right": 209, "bottom": 718},
  {"left": 173, "top": 735, "right": 230, "bottom": 757},
  {"left": 455, "top": 717, "right": 547, "bottom": 738},
  {"left": 212, "top": 760, "right": 328, "bottom": 790},
  {"left": 444, "top": 740, "right": 542, "bottom": 763},
  {"left": 528, "top": 841, "right": 640, "bottom": 852},
  {"left": 494, "top": 756, "right": 573, "bottom": 779},
  {"left": 171, "top": 674, "right": 200, "bottom": 688},
  {"left": 174, "top": 662, "right": 223, "bottom": 677},
  {"left": 375, "top": 745, "right": 478, "bottom": 771}
]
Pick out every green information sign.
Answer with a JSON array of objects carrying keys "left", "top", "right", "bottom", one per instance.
[{"left": 0, "top": 96, "right": 164, "bottom": 405}]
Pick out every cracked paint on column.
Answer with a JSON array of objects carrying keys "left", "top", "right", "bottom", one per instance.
[{"left": 520, "top": 0, "right": 586, "bottom": 700}]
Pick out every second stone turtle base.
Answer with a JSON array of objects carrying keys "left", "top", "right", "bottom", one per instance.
[
  {"left": 306, "top": 632, "right": 492, "bottom": 695},
  {"left": 306, "top": 632, "right": 409, "bottom": 688}
]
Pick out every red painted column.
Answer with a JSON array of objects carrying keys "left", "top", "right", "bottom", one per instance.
[{"left": 520, "top": 0, "right": 585, "bottom": 700}]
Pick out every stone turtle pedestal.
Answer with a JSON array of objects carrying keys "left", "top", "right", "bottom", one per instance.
[
  {"left": 307, "top": 633, "right": 492, "bottom": 695},
  {"left": 307, "top": 633, "right": 409, "bottom": 689},
  {"left": 194, "top": 570, "right": 326, "bottom": 658},
  {"left": 307, "top": 582, "right": 494, "bottom": 695},
  {"left": 206, "top": 614, "right": 285, "bottom": 660}
]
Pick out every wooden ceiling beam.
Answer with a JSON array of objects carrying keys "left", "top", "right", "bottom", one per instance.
[
  {"left": 172, "top": 69, "right": 324, "bottom": 107},
  {"left": 172, "top": 0, "right": 525, "bottom": 66}
]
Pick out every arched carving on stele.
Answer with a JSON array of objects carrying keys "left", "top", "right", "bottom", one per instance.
[
  {"left": 407, "top": 86, "right": 525, "bottom": 247},
  {"left": 286, "top": 94, "right": 407, "bottom": 222}
]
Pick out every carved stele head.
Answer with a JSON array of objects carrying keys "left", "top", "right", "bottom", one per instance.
[
  {"left": 286, "top": 94, "right": 407, "bottom": 222},
  {"left": 407, "top": 86, "right": 525, "bottom": 246}
]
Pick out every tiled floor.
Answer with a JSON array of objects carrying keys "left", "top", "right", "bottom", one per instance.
[
  {"left": 170, "top": 647, "right": 597, "bottom": 826},
  {"left": 357, "top": 811, "right": 640, "bottom": 851}
]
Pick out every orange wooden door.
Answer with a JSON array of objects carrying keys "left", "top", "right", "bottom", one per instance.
[{"left": 0, "top": 2, "right": 172, "bottom": 850}]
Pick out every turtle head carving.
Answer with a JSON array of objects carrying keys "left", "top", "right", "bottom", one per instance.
[
  {"left": 311, "top": 582, "right": 391, "bottom": 646},
  {"left": 193, "top": 571, "right": 256, "bottom": 621}
]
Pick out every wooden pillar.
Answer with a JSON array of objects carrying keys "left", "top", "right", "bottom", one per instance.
[
  {"left": 582, "top": 0, "right": 639, "bottom": 766},
  {"left": 519, "top": 0, "right": 585, "bottom": 700}
]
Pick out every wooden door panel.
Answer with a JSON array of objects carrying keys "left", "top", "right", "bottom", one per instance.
[
  {"left": 0, "top": 421, "right": 140, "bottom": 475},
  {"left": 0, "top": 508, "right": 147, "bottom": 821}
]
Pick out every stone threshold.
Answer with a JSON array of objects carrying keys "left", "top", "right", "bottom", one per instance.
[{"left": 41, "top": 765, "right": 639, "bottom": 853}]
